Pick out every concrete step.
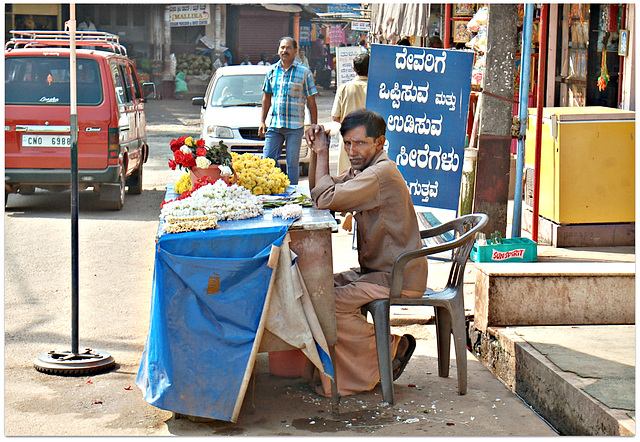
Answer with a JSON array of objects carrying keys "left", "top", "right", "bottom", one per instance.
[
  {"left": 473, "top": 262, "right": 635, "bottom": 330},
  {"left": 469, "top": 324, "right": 635, "bottom": 436}
]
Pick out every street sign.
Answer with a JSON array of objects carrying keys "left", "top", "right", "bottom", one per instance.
[
  {"left": 299, "top": 22, "right": 311, "bottom": 46},
  {"left": 335, "top": 46, "right": 362, "bottom": 89},
  {"left": 351, "top": 21, "right": 370, "bottom": 32},
  {"left": 366, "top": 44, "right": 474, "bottom": 211}
]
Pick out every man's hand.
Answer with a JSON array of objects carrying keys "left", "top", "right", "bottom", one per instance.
[
  {"left": 259, "top": 93, "right": 272, "bottom": 138},
  {"left": 304, "top": 124, "right": 330, "bottom": 153},
  {"left": 305, "top": 124, "right": 331, "bottom": 191}
]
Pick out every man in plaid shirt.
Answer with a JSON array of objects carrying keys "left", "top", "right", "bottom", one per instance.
[{"left": 259, "top": 36, "right": 318, "bottom": 184}]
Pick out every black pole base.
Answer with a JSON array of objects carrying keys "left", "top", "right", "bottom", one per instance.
[{"left": 34, "top": 348, "right": 115, "bottom": 376}]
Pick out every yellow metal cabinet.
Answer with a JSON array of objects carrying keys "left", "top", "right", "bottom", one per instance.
[{"left": 524, "top": 107, "right": 635, "bottom": 224}]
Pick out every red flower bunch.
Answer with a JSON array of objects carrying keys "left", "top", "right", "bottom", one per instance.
[
  {"left": 168, "top": 136, "right": 206, "bottom": 170},
  {"left": 168, "top": 136, "right": 232, "bottom": 171}
]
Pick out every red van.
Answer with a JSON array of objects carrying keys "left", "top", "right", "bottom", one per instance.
[{"left": 4, "top": 30, "right": 155, "bottom": 210}]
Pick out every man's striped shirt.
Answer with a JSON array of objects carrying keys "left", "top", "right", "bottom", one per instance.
[{"left": 263, "top": 60, "right": 317, "bottom": 129}]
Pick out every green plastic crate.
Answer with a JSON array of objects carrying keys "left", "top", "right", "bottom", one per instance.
[{"left": 470, "top": 237, "right": 537, "bottom": 263}]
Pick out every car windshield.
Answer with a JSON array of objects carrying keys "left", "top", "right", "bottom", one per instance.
[
  {"left": 5, "top": 57, "right": 103, "bottom": 105},
  {"left": 210, "top": 74, "right": 263, "bottom": 107}
]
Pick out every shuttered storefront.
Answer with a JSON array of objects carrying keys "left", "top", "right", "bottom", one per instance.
[{"left": 233, "top": 7, "right": 290, "bottom": 65}]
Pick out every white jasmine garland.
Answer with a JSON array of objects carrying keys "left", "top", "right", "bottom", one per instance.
[
  {"left": 195, "top": 156, "right": 212, "bottom": 169},
  {"left": 272, "top": 204, "right": 303, "bottom": 219},
  {"left": 161, "top": 180, "right": 264, "bottom": 231}
]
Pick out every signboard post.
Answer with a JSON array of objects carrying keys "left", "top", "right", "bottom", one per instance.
[
  {"left": 351, "top": 21, "right": 371, "bottom": 32},
  {"left": 335, "top": 46, "right": 362, "bottom": 89},
  {"left": 366, "top": 44, "right": 474, "bottom": 214},
  {"left": 299, "top": 22, "right": 311, "bottom": 46}
]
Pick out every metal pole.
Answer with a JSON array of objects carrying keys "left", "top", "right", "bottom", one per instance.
[
  {"left": 511, "top": 3, "right": 534, "bottom": 239},
  {"left": 532, "top": 5, "right": 548, "bottom": 242},
  {"left": 69, "top": 3, "right": 80, "bottom": 356},
  {"left": 618, "top": 6, "right": 626, "bottom": 108},
  {"left": 34, "top": 4, "right": 115, "bottom": 375},
  {"left": 444, "top": 4, "right": 451, "bottom": 49}
]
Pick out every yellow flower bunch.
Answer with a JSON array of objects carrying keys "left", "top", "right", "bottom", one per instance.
[
  {"left": 174, "top": 172, "right": 192, "bottom": 194},
  {"left": 231, "top": 152, "right": 290, "bottom": 195}
]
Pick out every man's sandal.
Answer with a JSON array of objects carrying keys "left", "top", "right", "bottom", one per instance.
[{"left": 392, "top": 334, "right": 416, "bottom": 381}]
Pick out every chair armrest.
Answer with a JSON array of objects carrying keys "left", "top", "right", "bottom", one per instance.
[
  {"left": 420, "top": 222, "right": 459, "bottom": 240},
  {"left": 420, "top": 213, "right": 488, "bottom": 240},
  {"left": 388, "top": 222, "right": 482, "bottom": 299}
]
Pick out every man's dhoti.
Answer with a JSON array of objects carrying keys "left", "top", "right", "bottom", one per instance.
[{"left": 311, "top": 269, "right": 423, "bottom": 397}]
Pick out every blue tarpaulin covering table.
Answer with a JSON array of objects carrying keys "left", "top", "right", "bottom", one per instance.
[{"left": 136, "top": 185, "right": 338, "bottom": 422}]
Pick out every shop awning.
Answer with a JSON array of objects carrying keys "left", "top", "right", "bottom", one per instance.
[
  {"left": 259, "top": 4, "right": 318, "bottom": 20},
  {"left": 369, "top": 3, "right": 431, "bottom": 40},
  {"left": 261, "top": 4, "right": 302, "bottom": 13}
]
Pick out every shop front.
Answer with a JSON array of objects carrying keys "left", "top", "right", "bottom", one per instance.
[
  {"left": 550, "top": 4, "right": 632, "bottom": 109},
  {"left": 226, "top": 5, "right": 290, "bottom": 66},
  {"left": 5, "top": 4, "right": 63, "bottom": 41}
]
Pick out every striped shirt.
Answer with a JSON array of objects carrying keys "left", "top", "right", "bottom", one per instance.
[{"left": 263, "top": 60, "right": 317, "bottom": 129}]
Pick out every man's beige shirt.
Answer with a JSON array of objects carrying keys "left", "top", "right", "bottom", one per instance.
[
  {"left": 311, "top": 151, "right": 427, "bottom": 292},
  {"left": 331, "top": 75, "right": 368, "bottom": 121}
]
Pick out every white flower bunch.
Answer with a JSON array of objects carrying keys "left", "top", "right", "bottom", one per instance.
[
  {"left": 218, "top": 164, "right": 233, "bottom": 177},
  {"left": 195, "top": 156, "right": 212, "bottom": 169},
  {"left": 161, "top": 180, "right": 264, "bottom": 232},
  {"left": 272, "top": 204, "right": 303, "bottom": 220}
]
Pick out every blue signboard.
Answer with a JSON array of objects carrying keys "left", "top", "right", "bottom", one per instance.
[
  {"left": 327, "top": 4, "right": 361, "bottom": 17},
  {"left": 299, "top": 22, "right": 311, "bottom": 46},
  {"left": 366, "top": 44, "right": 474, "bottom": 211}
]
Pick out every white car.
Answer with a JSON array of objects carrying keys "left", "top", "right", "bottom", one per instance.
[{"left": 192, "top": 65, "right": 310, "bottom": 176}]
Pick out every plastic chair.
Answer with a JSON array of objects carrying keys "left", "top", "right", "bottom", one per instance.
[{"left": 361, "top": 213, "right": 488, "bottom": 404}]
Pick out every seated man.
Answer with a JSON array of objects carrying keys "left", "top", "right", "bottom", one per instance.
[
  {"left": 304, "top": 109, "right": 428, "bottom": 397},
  {"left": 216, "top": 78, "right": 244, "bottom": 105}
]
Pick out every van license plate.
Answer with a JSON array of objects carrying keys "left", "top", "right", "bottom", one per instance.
[{"left": 22, "top": 135, "right": 71, "bottom": 147}]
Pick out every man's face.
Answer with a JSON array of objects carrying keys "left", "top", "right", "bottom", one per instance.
[
  {"left": 343, "top": 125, "right": 385, "bottom": 171},
  {"left": 278, "top": 39, "right": 297, "bottom": 64}
]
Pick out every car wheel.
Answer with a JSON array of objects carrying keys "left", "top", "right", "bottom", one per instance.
[
  {"left": 127, "top": 163, "right": 143, "bottom": 195},
  {"left": 103, "top": 168, "right": 125, "bottom": 210}
]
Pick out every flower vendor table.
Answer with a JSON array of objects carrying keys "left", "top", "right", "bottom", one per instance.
[{"left": 136, "top": 185, "right": 339, "bottom": 422}]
